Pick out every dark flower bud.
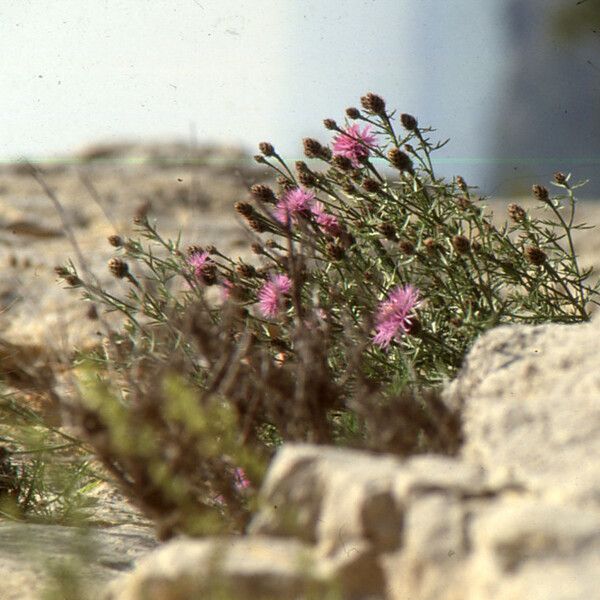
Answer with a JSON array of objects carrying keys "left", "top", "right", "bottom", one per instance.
[
  {"left": 508, "top": 203, "right": 527, "bottom": 223},
  {"left": 406, "top": 317, "right": 421, "bottom": 335},
  {"left": 251, "top": 243, "right": 264, "bottom": 255},
  {"left": 362, "top": 178, "right": 381, "bottom": 193},
  {"left": 276, "top": 175, "right": 295, "bottom": 191},
  {"left": 303, "top": 138, "right": 323, "bottom": 158},
  {"left": 65, "top": 274, "right": 81, "bottom": 287},
  {"left": 345, "top": 107, "right": 360, "bottom": 119},
  {"left": 378, "top": 223, "right": 397, "bottom": 240},
  {"left": 86, "top": 304, "right": 99, "bottom": 320},
  {"left": 247, "top": 217, "right": 267, "bottom": 233},
  {"left": 236, "top": 263, "right": 258, "bottom": 278},
  {"left": 200, "top": 264, "right": 217, "bottom": 285},
  {"left": 326, "top": 242, "right": 345, "bottom": 261},
  {"left": 360, "top": 92, "right": 386, "bottom": 115},
  {"left": 298, "top": 170, "right": 317, "bottom": 188},
  {"left": 524, "top": 245, "right": 547, "bottom": 266},
  {"left": 387, "top": 148, "right": 414, "bottom": 173},
  {"left": 553, "top": 172, "right": 567, "bottom": 185},
  {"left": 452, "top": 235, "right": 471, "bottom": 254},
  {"left": 456, "top": 176, "right": 467, "bottom": 192},
  {"left": 253, "top": 154, "right": 266, "bottom": 164},
  {"left": 258, "top": 142, "right": 275, "bottom": 156},
  {"left": 398, "top": 240, "right": 415, "bottom": 255},
  {"left": 235, "top": 201, "right": 254, "bottom": 218},
  {"left": 187, "top": 244, "right": 204, "bottom": 256},
  {"left": 108, "top": 234, "right": 123, "bottom": 247},
  {"left": 455, "top": 196, "right": 471, "bottom": 210},
  {"left": 54, "top": 265, "right": 70, "bottom": 278},
  {"left": 319, "top": 146, "right": 332, "bottom": 161},
  {"left": 205, "top": 244, "right": 217, "bottom": 255},
  {"left": 323, "top": 118, "right": 337, "bottom": 130},
  {"left": 265, "top": 239, "right": 279, "bottom": 249},
  {"left": 532, "top": 184, "right": 549, "bottom": 201},
  {"left": 331, "top": 155, "right": 353, "bottom": 171},
  {"left": 404, "top": 144, "right": 415, "bottom": 153},
  {"left": 400, "top": 113, "right": 418, "bottom": 130},
  {"left": 108, "top": 257, "right": 129, "bottom": 279},
  {"left": 250, "top": 184, "right": 276, "bottom": 204},
  {"left": 423, "top": 237, "right": 438, "bottom": 254}
]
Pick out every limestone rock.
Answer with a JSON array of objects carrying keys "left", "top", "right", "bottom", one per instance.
[
  {"left": 444, "top": 312, "right": 600, "bottom": 506},
  {"left": 104, "top": 536, "right": 330, "bottom": 600}
]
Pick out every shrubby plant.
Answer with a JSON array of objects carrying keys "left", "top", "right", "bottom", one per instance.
[{"left": 55, "top": 93, "right": 598, "bottom": 536}]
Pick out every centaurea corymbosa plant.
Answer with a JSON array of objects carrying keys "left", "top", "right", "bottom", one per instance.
[{"left": 55, "top": 92, "right": 599, "bottom": 536}]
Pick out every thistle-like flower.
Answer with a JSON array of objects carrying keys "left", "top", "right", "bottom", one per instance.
[
  {"left": 332, "top": 123, "right": 377, "bottom": 168},
  {"left": 311, "top": 202, "right": 341, "bottom": 237},
  {"left": 373, "top": 284, "right": 422, "bottom": 349},
  {"left": 274, "top": 187, "right": 315, "bottom": 225},
  {"left": 188, "top": 251, "right": 211, "bottom": 278},
  {"left": 258, "top": 274, "right": 292, "bottom": 317}
]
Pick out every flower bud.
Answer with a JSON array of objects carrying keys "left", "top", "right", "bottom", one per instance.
[
  {"left": 362, "top": 178, "right": 380, "bottom": 193},
  {"left": 398, "top": 240, "right": 415, "bottom": 255},
  {"left": 452, "top": 235, "right": 471, "bottom": 254},
  {"left": 331, "top": 155, "right": 353, "bottom": 171},
  {"left": 378, "top": 223, "right": 397, "bottom": 240},
  {"left": 456, "top": 176, "right": 467, "bottom": 192},
  {"left": 360, "top": 92, "right": 386, "bottom": 115},
  {"left": 400, "top": 113, "right": 418, "bottom": 130},
  {"left": 524, "top": 245, "right": 547, "bottom": 266},
  {"left": 508, "top": 203, "right": 527, "bottom": 223},
  {"left": 108, "top": 257, "right": 129, "bottom": 279},
  {"left": 258, "top": 142, "right": 275, "bottom": 157},
  {"left": 303, "top": 138, "right": 323, "bottom": 159},
  {"left": 235, "top": 201, "right": 254, "bottom": 218},
  {"left": 553, "top": 172, "right": 567, "bottom": 185},
  {"left": 323, "top": 118, "right": 337, "bottom": 130},
  {"left": 532, "top": 184, "right": 549, "bottom": 201},
  {"left": 387, "top": 148, "right": 413, "bottom": 173},
  {"left": 108, "top": 234, "right": 123, "bottom": 247},
  {"left": 345, "top": 107, "right": 360, "bottom": 119},
  {"left": 250, "top": 184, "right": 276, "bottom": 204}
]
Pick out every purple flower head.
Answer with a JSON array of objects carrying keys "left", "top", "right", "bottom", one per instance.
[
  {"left": 311, "top": 202, "right": 341, "bottom": 237},
  {"left": 234, "top": 467, "right": 251, "bottom": 491},
  {"left": 274, "top": 187, "right": 315, "bottom": 225},
  {"left": 373, "top": 284, "right": 422, "bottom": 349},
  {"left": 188, "top": 251, "right": 211, "bottom": 278},
  {"left": 258, "top": 274, "right": 292, "bottom": 318},
  {"left": 332, "top": 123, "right": 377, "bottom": 168}
]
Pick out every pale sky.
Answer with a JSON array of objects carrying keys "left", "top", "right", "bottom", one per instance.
[{"left": 0, "top": 0, "right": 505, "bottom": 188}]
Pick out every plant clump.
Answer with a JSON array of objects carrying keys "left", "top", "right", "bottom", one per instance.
[{"left": 54, "top": 93, "right": 599, "bottom": 536}]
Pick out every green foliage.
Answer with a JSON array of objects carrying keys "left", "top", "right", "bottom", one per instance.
[{"left": 54, "top": 93, "right": 598, "bottom": 535}]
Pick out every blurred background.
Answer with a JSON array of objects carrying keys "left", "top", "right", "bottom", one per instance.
[{"left": 0, "top": 0, "right": 598, "bottom": 196}]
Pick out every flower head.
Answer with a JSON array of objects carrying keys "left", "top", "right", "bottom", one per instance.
[
  {"left": 332, "top": 124, "right": 377, "bottom": 168},
  {"left": 258, "top": 274, "right": 292, "bottom": 318},
  {"left": 274, "top": 187, "right": 315, "bottom": 225},
  {"left": 188, "top": 251, "right": 210, "bottom": 278},
  {"left": 311, "top": 202, "right": 341, "bottom": 237},
  {"left": 373, "top": 284, "right": 421, "bottom": 349}
]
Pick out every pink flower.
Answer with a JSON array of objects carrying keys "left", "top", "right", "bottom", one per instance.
[
  {"left": 274, "top": 187, "right": 315, "bottom": 225},
  {"left": 221, "top": 278, "right": 234, "bottom": 300},
  {"left": 258, "top": 274, "right": 292, "bottom": 317},
  {"left": 311, "top": 202, "right": 341, "bottom": 237},
  {"left": 188, "top": 251, "right": 211, "bottom": 278},
  {"left": 332, "top": 123, "right": 377, "bottom": 168},
  {"left": 234, "top": 467, "right": 251, "bottom": 491},
  {"left": 373, "top": 284, "right": 421, "bottom": 349}
]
